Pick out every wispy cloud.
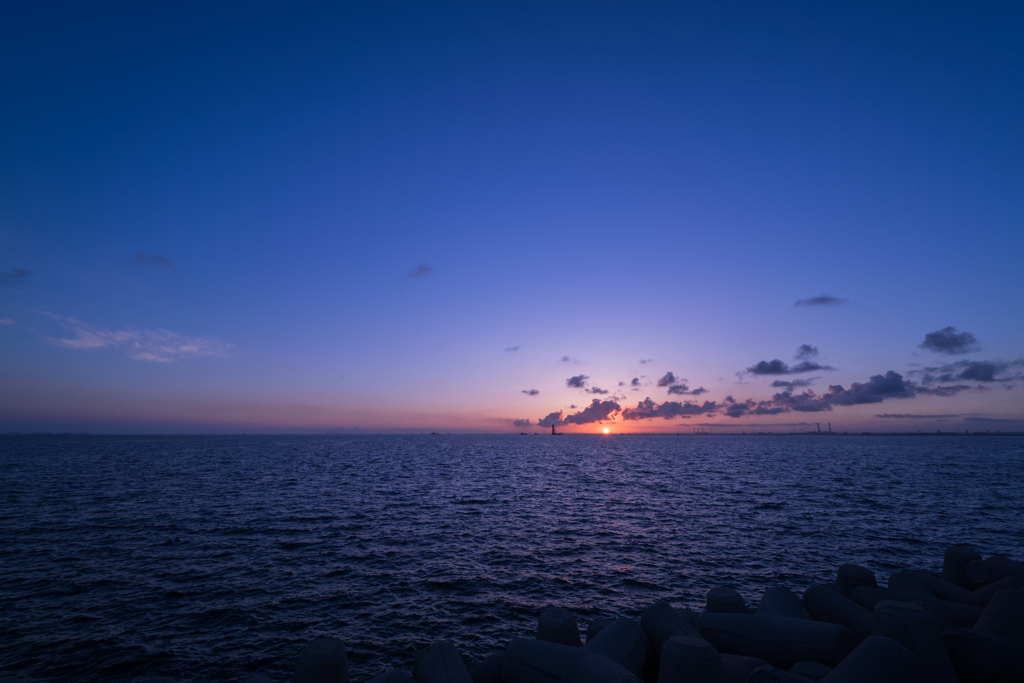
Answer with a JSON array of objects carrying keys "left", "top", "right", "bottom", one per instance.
[
  {"left": 42, "top": 313, "right": 229, "bottom": 363},
  {"left": 0, "top": 268, "right": 31, "bottom": 284},
  {"left": 771, "top": 378, "right": 816, "bottom": 389},
  {"left": 639, "top": 358, "right": 653, "bottom": 364},
  {"left": 559, "top": 355, "right": 580, "bottom": 364},
  {"left": 586, "top": 386, "right": 609, "bottom": 395},
  {"left": 128, "top": 252, "right": 176, "bottom": 270},
  {"left": 0, "top": 317, "right": 15, "bottom": 326},
  {"left": 795, "top": 294, "right": 848, "bottom": 306},
  {"left": 408, "top": 263, "right": 433, "bottom": 279},
  {"left": 504, "top": 345, "right": 521, "bottom": 352},
  {"left": 521, "top": 389, "right": 539, "bottom": 396},
  {"left": 876, "top": 413, "right": 961, "bottom": 419},
  {"left": 919, "top": 326, "right": 979, "bottom": 355}
]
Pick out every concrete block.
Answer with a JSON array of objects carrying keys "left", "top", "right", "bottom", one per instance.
[
  {"left": 788, "top": 661, "right": 830, "bottom": 681},
  {"left": 850, "top": 586, "right": 980, "bottom": 629},
  {"left": 568, "top": 652, "right": 642, "bottom": 683},
  {"left": 367, "top": 670, "right": 412, "bottom": 683},
  {"left": 818, "top": 636, "right": 927, "bottom": 683},
  {"left": 586, "top": 618, "right": 614, "bottom": 643},
  {"left": 967, "top": 555, "right": 1024, "bottom": 590},
  {"left": 503, "top": 638, "right": 579, "bottom": 683},
  {"left": 641, "top": 601, "right": 702, "bottom": 666},
  {"left": 969, "top": 575, "right": 1024, "bottom": 607},
  {"left": 538, "top": 607, "right": 582, "bottom": 647},
  {"left": 802, "top": 584, "right": 872, "bottom": 642},
  {"left": 755, "top": 586, "right": 807, "bottom": 620},
  {"left": 943, "top": 627, "right": 1024, "bottom": 683},
  {"left": 870, "top": 600, "right": 957, "bottom": 683},
  {"left": 943, "top": 545, "right": 982, "bottom": 588},
  {"left": 584, "top": 617, "right": 649, "bottom": 678},
  {"left": 413, "top": 641, "right": 472, "bottom": 683},
  {"left": 698, "top": 614, "right": 856, "bottom": 669},
  {"left": 719, "top": 655, "right": 770, "bottom": 683},
  {"left": 833, "top": 564, "right": 877, "bottom": 599},
  {"left": 972, "top": 589, "right": 1024, "bottom": 646},
  {"left": 885, "top": 572, "right": 934, "bottom": 601},
  {"left": 705, "top": 588, "right": 747, "bottom": 614},
  {"left": 744, "top": 666, "right": 806, "bottom": 683},
  {"left": 656, "top": 636, "right": 722, "bottom": 683},
  {"left": 292, "top": 637, "right": 349, "bottom": 683},
  {"left": 469, "top": 651, "right": 503, "bottom": 683}
]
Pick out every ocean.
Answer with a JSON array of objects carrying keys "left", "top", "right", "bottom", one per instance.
[{"left": 1, "top": 434, "right": 1021, "bottom": 681}]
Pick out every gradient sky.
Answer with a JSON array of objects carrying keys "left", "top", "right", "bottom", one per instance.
[{"left": 1, "top": 1, "right": 1022, "bottom": 433}]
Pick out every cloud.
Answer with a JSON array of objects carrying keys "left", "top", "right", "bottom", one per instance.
[
  {"left": 912, "top": 359, "right": 1024, "bottom": 384},
  {"left": 964, "top": 417, "right": 1021, "bottom": 423},
  {"left": 408, "top": 263, "right": 433, "bottom": 278},
  {"left": 917, "top": 384, "right": 981, "bottom": 397},
  {"left": 536, "top": 400, "right": 621, "bottom": 427},
  {"left": 566, "top": 374, "right": 589, "bottom": 389},
  {"left": 770, "top": 378, "right": 815, "bottom": 389},
  {"left": 128, "top": 252, "right": 176, "bottom": 269},
  {"left": 875, "top": 413, "right": 961, "bottom": 419},
  {"left": 42, "top": 313, "right": 229, "bottom": 363},
  {"left": 505, "top": 345, "right": 521, "bottom": 352},
  {"left": 919, "top": 326, "right": 979, "bottom": 355},
  {"left": 586, "top": 386, "right": 609, "bottom": 395},
  {"left": 535, "top": 411, "right": 564, "bottom": 428},
  {"left": 0, "top": 317, "right": 15, "bottom": 325},
  {"left": 795, "top": 294, "right": 848, "bottom": 306},
  {"left": 825, "top": 371, "right": 918, "bottom": 405},
  {"left": 667, "top": 383, "right": 709, "bottom": 396},
  {"left": 621, "top": 398, "right": 719, "bottom": 420},
  {"left": 639, "top": 358, "right": 653, "bottom": 364},
  {"left": 746, "top": 346, "right": 834, "bottom": 375},
  {"left": 0, "top": 268, "right": 31, "bottom": 284},
  {"left": 795, "top": 344, "right": 818, "bottom": 361},
  {"left": 631, "top": 378, "right": 640, "bottom": 386},
  {"left": 563, "top": 399, "right": 621, "bottom": 425},
  {"left": 656, "top": 372, "right": 677, "bottom": 387},
  {"left": 559, "top": 355, "right": 581, "bottom": 364},
  {"left": 521, "top": 389, "right": 539, "bottom": 396},
  {"left": 512, "top": 419, "right": 531, "bottom": 428}
]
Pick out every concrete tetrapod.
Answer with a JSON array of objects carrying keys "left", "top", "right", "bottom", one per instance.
[
  {"left": 973, "top": 589, "right": 1024, "bottom": 645},
  {"left": 885, "top": 572, "right": 935, "bottom": 601},
  {"left": 744, "top": 666, "right": 808, "bottom": 683},
  {"left": 413, "top": 641, "right": 472, "bottom": 683},
  {"left": 366, "top": 670, "right": 412, "bottom": 683},
  {"left": 586, "top": 619, "right": 614, "bottom": 643},
  {"left": 698, "top": 614, "right": 856, "bottom": 669},
  {"left": 801, "top": 584, "right": 872, "bottom": 642},
  {"left": 468, "top": 651, "right": 503, "bottom": 683},
  {"left": 719, "top": 655, "right": 771, "bottom": 683},
  {"left": 656, "top": 636, "right": 722, "bottom": 683},
  {"left": 292, "top": 637, "right": 349, "bottom": 683},
  {"left": 833, "top": 565, "right": 877, "bottom": 599},
  {"left": 901, "top": 569, "right": 1020, "bottom": 607},
  {"left": 818, "top": 636, "right": 928, "bottom": 683},
  {"left": 943, "top": 627, "right": 1024, "bottom": 683},
  {"left": 502, "top": 638, "right": 640, "bottom": 683},
  {"left": 584, "top": 617, "right": 649, "bottom": 678},
  {"left": 754, "top": 586, "right": 807, "bottom": 619},
  {"left": 537, "top": 607, "right": 582, "bottom": 647},
  {"left": 705, "top": 587, "right": 747, "bottom": 614},
  {"left": 850, "top": 586, "right": 981, "bottom": 628},
  {"left": 870, "top": 600, "right": 957, "bottom": 683},
  {"left": 788, "top": 661, "right": 830, "bottom": 681},
  {"left": 966, "top": 555, "right": 1024, "bottom": 590},
  {"left": 943, "top": 545, "right": 982, "bottom": 589},
  {"left": 640, "top": 601, "right": 702, "bottom": 670}
]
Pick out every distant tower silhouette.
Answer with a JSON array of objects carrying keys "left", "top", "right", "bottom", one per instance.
[{"left": 552, "top": 424, "right": 556, "bottom": 435}]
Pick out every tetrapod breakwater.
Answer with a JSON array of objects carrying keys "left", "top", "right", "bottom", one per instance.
[{"left": 123, "top": 545, "right": 1024, "bottom": 683}]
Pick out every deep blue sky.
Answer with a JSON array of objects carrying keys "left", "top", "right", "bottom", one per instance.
[{"left": 1, "top": 1, "right": 1022, "bottom": 432}]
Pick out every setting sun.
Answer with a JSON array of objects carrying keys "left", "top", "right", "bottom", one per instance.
[{"left": 602, "top": 428, "right": 610, "bottom": 434}]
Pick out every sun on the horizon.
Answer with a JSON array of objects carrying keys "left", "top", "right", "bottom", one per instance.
[{"left": 603, "top": 427, "right": 610, "bottom": 434}]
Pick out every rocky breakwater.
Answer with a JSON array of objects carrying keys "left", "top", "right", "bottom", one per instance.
[{"left": 140, "top": 546, "right": 1024, "bottom": 683}]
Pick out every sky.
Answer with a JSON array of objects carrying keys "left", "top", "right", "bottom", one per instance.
[{"left": 1, "top": 1, "right": 1022, "bottom": 433}]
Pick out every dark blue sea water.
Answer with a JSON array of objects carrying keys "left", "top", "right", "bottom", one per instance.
[{"left": 1, "top": 434, "right": 1022, "bottom": 682}]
